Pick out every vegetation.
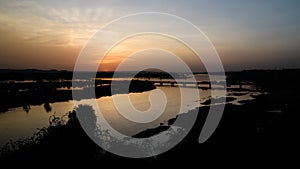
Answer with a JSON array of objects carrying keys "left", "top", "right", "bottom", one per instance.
[
  {"left": 0, "top": 69, "right": 299, "bottom": 167},
  {"left": 0, "top": 105, "right": 103, "bottom": 161}
]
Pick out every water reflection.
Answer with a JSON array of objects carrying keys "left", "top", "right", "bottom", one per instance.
[
  {"left": 0, "top": 101, "right": 75, "bottom": 147},
  {"left": 0, "top": 86, "right": 261, "bottom": 148}
]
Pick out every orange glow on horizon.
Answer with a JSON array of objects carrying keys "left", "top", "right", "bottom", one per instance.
[{"left": 98, "top": 34, "right": 202, "bottom": 71}]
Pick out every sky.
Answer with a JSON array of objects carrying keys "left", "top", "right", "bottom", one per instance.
[{"left": 0, "top": 0, "right": 300, "bottom": 71}]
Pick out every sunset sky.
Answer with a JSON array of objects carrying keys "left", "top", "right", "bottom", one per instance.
[{"left": 0, "top": 0, "right": 300, "bottom": 71}]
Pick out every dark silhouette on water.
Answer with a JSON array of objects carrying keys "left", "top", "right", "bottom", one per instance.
[
  {"left": 43, "top": 103, "right": 52, "bottom": 113},
  {"left": 22, "top": 105, "right": 30, "bottom": 113},
  {"left": 0, "top": 69, "right": 156, "bottom": 113},
  {"left": 0, "top": 69, "right": 299, "bottom": 168}
]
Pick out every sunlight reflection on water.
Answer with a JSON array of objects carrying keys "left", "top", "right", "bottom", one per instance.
[{"left": 0, "top": 86, "right": 260, "bottom": 147}]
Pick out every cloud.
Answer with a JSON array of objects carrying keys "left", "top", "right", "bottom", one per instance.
[
  {"left": 1, "top": 0, "right": 300, "bottom": 70},
  {"left": 0, "top": 0, "right": 114, "bottom": 46}
]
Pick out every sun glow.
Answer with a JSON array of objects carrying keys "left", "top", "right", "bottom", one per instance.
[{"left": 98, "top": 34, "right": 202, "bottom": 71}]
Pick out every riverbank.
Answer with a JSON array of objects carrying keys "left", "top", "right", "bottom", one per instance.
[
  {"left": 1, "top": 69, "right": 299, "bottom": 167},
  {"left": 1, "top": 90, "right": 298, "bottom": 168},
  {"left": 0, "top": 80, "right": 155, "bottom": 113}
]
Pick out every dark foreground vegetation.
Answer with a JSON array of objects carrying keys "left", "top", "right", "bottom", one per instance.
[{"left": 0, "top": 69, "right": 299, "bottom": 168}]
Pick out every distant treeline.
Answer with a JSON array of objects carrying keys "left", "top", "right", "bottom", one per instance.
[
  {"left": 226, "top": 69, "right": 300, "bottom": 82},
  {"left": 0, "top": 69, "right": 73, "bottom": 81},
  {"left": 0, "top": 69, "right": 177, "bottom": 81},
  {"left": 1, "top": 68, "right": 300, "bottom": 86}
]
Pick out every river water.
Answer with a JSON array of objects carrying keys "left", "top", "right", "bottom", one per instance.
[{"left": 0, "top": 75, "right": 260, "bottom": 147}]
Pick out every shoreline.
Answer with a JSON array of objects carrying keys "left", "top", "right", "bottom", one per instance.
[
  {"left": 0, "top": 88, "right": 299, "bottom": 168},
  {"left": 0, "top": 80, "right": 156, "bottom": 113}
]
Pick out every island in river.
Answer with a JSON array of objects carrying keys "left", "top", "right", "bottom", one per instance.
[{"left": 0, "top": 69, "right": 299, "bottom": 168}]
